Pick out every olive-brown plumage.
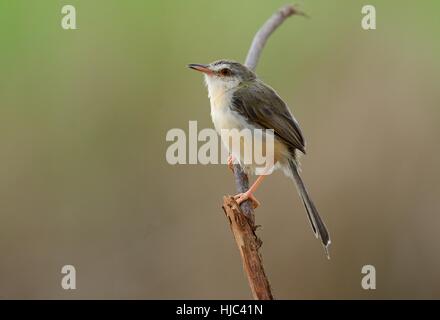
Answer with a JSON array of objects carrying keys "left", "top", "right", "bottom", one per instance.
[{"left": 188, "top": 60, "right": 330, "bottom": 256}]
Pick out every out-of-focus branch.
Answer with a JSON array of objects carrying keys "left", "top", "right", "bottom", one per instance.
[{"left": 245, "top": 4, "right": 304, "bottom": 71}]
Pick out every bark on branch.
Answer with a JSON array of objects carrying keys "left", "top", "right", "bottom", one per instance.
[
  {"left": 222, "top": 197, "right": 272, "bottom": 300},
  {"left": 222, "top": 4, "right": 304, "bottom": 300}
]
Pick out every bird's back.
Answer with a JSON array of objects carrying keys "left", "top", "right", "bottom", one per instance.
[{"left": 231, "top": 79, "right": 306, "bottom": 156}]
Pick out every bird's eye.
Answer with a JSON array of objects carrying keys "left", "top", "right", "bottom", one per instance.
[{"left": 220, "top": 68, "right": 231, "bottom": 76}]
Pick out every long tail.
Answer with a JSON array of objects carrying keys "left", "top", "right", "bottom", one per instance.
[{"left": 289, "top": 160, "right": 331, "bottom": 258}]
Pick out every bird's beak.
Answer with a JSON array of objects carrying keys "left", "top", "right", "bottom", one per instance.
[{"left": 187, "top": 63, "right": 213, "bottom": 75}]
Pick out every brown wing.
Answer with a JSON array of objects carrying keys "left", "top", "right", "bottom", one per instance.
[{"left": 231, "top": 81, "right": 306, "bottom": 154}]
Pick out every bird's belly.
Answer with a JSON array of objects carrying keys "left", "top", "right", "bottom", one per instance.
[{"left": 210, "top": 103, "right": 289, "bottom": 174}]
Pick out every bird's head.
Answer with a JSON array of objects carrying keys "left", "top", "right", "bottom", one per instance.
[{"left": 188, "top": 60, "right": 256, "bottom": 93}]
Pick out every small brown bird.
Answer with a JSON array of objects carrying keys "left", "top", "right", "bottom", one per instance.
[{"left": 189, "top": 60, "right": 330, "bottom": 256}]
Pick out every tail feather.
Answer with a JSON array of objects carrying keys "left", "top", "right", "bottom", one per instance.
[{"left": 289, "top": 161, "right": 331, "bottom": 258}]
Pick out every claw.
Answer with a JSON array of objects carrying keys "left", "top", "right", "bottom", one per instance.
[{"left": 233, "top": 192, "right": 260, "bottom": 209}]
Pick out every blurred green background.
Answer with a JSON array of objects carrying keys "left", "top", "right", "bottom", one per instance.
[{"left": 0, "top": 0, "right": 439, "bottom": 299}]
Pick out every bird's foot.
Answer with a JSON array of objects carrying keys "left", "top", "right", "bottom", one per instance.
[
  {"left": 227, "top": 155, "right": 235, "bottom": 172},
  {"left": 233, "top": 191, "right": 260, "bottom": 209}
]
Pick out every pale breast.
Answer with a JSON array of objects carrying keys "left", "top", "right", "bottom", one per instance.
[
  {"left": 209, "top": 85, "right": 246, "bottom": 134},
  {"left": 205, "top": 77, "right": 290, "bottom": 174}
]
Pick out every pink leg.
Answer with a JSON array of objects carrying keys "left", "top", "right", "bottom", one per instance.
[
  {"left": 234, "top": 175, "right": 267, "bottom": 209},
  {"left": 227, "top": 155, "right": 235, "bottom": 172}
]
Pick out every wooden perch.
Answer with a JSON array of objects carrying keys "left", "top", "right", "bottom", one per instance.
[
  {"left": 222, "top": 197, "right": 272, "bottom": 300},
  {"left": 222, "top": 4, "right": 303, "bottom": 300}
]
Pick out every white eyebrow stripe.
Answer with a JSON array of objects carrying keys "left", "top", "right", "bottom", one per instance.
[{"left": 211, "top": 64, "right": 228, "bottom": 71}]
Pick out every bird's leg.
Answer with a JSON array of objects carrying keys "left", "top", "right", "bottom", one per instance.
[
  {"left": 234, "top": 174, "right": 267, "bottom": 209},
  {"left": 227, "top": 154, "right": 235, "bottom": 172}
]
